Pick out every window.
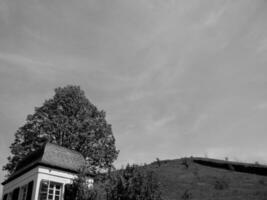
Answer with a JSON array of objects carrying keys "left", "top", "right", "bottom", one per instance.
[
  {"left": 6, "top": 193, "right": 12, "bottom": 200},
  {"left": 12, "top": 188, "right": 20, "bottom": 200},
  {"left": 63, "top": 184, "right": 74, "bottom": 200},
  {"left": 26, "top": 181, "right": 33, "bottom": 200},
  {"left": 39, "top": 180, "right": 62, "bottom": 200},
  {"left": 19, "top": 185, "right": 27, "bottom": 200},
  {"left": 2, "top": 194, "right": 7, "bottom": 200},
  {"left": 16, "top": 181, "right": 34, "bottom": 200}
]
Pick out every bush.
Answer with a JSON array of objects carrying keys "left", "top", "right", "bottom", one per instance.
[
  {"left": 181, "top": 190, "right": 192, "bottom": 200},
  {"left": 228, "top": 164, "right": 235, "bottom": 171},
  {"left": 192, "top": 169, "right": 199, "bottom": 180},
  {"left": 65, "top": 168, "right": 98, "bottom": 200},
  {"left": 258, "top": 178, "right": 265, "bottom": 185},
  {"left": 156, "top": 158, "right": 161, "bottom": 167},
  {"left": 181, "top": 158, "right": 190, "bottom": 169},
  {"left": 214, "top": 178, "right": 229, "bottom": 190},
  {"left": 104, "top": 164, "right": 162, "bottom": 200}
]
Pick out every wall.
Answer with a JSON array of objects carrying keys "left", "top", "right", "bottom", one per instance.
[
  {"left": 2, "top": 166, "right": 94, "bottom": 200},
  {"left": 2, "top": 168, "right": 38, "bottom": 200},
  {"left": 34, "top": 166, "right": 77, "bottom": 200}
]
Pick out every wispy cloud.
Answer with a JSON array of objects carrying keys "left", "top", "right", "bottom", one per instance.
[
  {"left": 203, "top": 6, "right": 226, "bottom": 27},
  {"left": 257, "top": 38, "right": 267, "bottom": 52},
  {"left": 254, "top": 102, "right": 267, "bottom": 110},
  {"left": 1, "top": 0, "right": 267, "bottom": 195},
  {"left": 0, "top": 52, "right": 53, "bottom": 68}
]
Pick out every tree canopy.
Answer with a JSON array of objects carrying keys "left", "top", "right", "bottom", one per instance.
[{"left": 3, "top": 85, "right": 119, "bottom": 175}]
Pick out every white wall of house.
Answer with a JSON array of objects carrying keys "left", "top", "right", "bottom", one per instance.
[
  {"left": 2, "top": 168, "right": 38, "bottom": 200},
  {"left": 34, "top": 166, "right": 76, "bottom": 200},
  {"left": 2, "top": 166, "right": 93, "bottom": 200},
  {"left": 2, "top": 166, "right": 76, "bottom": 200}
]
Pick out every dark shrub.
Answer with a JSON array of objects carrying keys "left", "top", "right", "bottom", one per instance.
[
  {"left": 104, "top": 164, "right": 162, "bottom": 200},
  {"left": 258, "top": 178, "right": 265, "bottom": 185},
  {"left": 181, "top": 190, "right": 192, "bottom": 200},
  {"left": 181, "top": 158, "right": 190, "bottom": 169},
  {"left": 156, "top": 158, "right": 161, "bottom": 167},
  {"left": 65, "top": 168, "right": 97, "bottom": 200},
  {"left": 214, "top": 178, "right": 229, "bottom": 190}
]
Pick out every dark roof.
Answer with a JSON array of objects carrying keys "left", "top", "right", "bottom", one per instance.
[{"left": 2, "top": 143, "right": 86, "bottom": 185}]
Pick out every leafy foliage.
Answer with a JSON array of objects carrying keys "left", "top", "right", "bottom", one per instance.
[
  {"left": 3, "top": 85, "right": 119, "bottom": 175},
  {"left": 155, "top": 158, "right": 161, "bottom": 167},
  {"left": 65, "top": 168, "right": 97, "bottom": 200},
  {"left": 181, "top": 190, "right": 192, "bottom": 200},
  {"left": 113, "top": 158, "right": 267, "bottom": 200},
  {"left": 104, "top": 164, "right": 162, "bottom": 200},
  {"left": 181, "top": 158, "right": 190, "bottom": 169},
  {"left": 214, "top": 177, "right": 229, "bottom": 190}
]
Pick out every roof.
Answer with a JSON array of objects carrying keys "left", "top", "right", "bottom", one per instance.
[{"left": 2, "top": 143, "right": 86, "bottom": 185}]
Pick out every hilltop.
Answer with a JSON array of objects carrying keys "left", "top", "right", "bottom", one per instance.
[{"left": 146, "top": 157, "right": 267, "bottom": 200}]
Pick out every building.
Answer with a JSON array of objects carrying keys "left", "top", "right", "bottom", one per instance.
[{"left": 1, "top": 143, "right": 93, "bottom": 200}]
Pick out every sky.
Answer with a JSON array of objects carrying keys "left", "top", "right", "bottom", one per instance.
[{"left": 1, "top": 0, "right": 267, "bottom": 193}]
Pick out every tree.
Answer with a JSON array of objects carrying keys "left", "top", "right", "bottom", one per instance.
[{"left": 3, "top": 85, "right": 119, "bottom": 175}]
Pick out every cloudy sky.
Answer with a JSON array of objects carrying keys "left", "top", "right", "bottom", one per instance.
[{"left": 1, "top": 0, "right": 267, "bottom": 190}]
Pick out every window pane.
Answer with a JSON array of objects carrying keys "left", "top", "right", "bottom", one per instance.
[
  {"left": 39, "top": 180, "right": 48, "bottom": 200},
  {"left": 64, "top": 184, "right": 73, "bottom": 200},
  {"left": 7, "top": 193, "right": 12, "bottom": 200},
  {"left": 12, "top": 187, "right": 20, "bottom": 200},
  {"left": 20, "top": 186, "right": 28, "bottom": 200},
  {"left": 39, "top": 180, "right": 62, "bottom": 200},
  {"left": 26, "top": 181, "right": 34, "bottom": 200},
  {"left": 41, "top": 184, "right": 48, "bottom": 192},
  {"left": 3, "top": 194, "right": 7, "bottom": 200},
  {"left": 39, "top": 194, "right": 47, "bottom": 200}
]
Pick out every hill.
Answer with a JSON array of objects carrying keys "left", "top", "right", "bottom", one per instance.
[{"left": 147, "top": 157, "right": 267, "bottom": 200}]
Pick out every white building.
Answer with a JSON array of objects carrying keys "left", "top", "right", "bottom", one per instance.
[{"left": 1, "top": 143, "right": 93, "bottom": 200}]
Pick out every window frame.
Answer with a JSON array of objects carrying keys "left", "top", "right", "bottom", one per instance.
[
  {"left": 18, "top": 184, "right": 28, "bottom": 200},
  {"left": 6, "top": 193, "right": 12, "bottom": 200},
  {"left": 38, "top": 180, "right": 63, "bottom": 200}
]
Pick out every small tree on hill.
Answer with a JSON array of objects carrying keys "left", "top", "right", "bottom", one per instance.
[{"left": 3, "top": 85, "right": 119, "bottom": 176}]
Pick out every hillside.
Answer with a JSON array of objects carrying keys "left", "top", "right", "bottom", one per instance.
[{"left": 147, "top": 158, "right": 267, "bottom": 200}]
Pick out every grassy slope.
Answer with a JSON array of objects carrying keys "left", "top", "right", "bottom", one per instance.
[{"left": 147, "top": 158, "right": 267, "bottom": 200}]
